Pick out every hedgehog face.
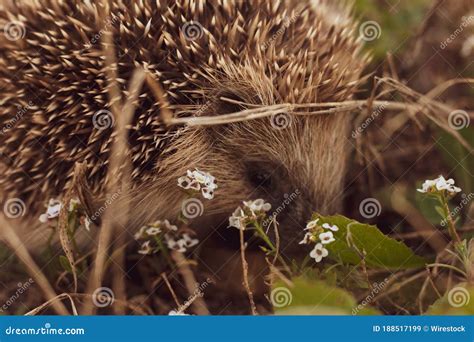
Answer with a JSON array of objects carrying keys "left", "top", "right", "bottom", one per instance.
[{"left": 179, "top": 112, "right": 349, "bottom": 259}]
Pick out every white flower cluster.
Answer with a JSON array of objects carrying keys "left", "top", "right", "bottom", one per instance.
[
  {"left": 417, "top": 175, "right": 461, "bottom": 195},
  {"left": 135, "top": 220, "right": 199, "bottom": 255},
  {"left": 299, "top": 218, "right": 339, "bottom": 263},
  {"left": 178, "top": 168, "right": 217, "bottom": 200},
  {"left": 39, "top": 198, "right": 62, "bottom": 223},
  {"left": 38, "top": 198, "right": 91, "bottom": 230},
  {"left": 228, "top": 199, "right": 272, "bottom": 230}
]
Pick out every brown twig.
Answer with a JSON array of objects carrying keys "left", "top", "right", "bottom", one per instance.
[
  {"left": 239, "top": 227, "right": 258, "bottom": 315},
  {"left": 170, "top": 251, "right": 210, "bottom": 315}
]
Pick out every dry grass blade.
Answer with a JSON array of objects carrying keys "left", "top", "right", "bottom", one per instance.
[
  {"left": 82, "top": 0, "right": 146, "bottom": 314},
  {"left": 170, "top": 251, "right": 210, "bottom": 315},
  {"left": 0, "top": 216, "right": 69, "bottom": 315},
  {"left": 57, "top": 164, "right": 85, "bottom": 293},
  {"left": 25, "top": 293, "right": 78, "bottom": 316},
  {"left": 239, "top": 228, "right": 257, "bottom": 315}
]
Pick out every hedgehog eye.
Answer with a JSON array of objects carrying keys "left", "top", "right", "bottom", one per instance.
[{"left": 248, "top": 169, "right": 273, "bottom": 189}]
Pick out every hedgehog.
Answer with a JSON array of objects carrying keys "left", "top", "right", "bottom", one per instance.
[{"left": 0, "top": 0, "right": 368, "bottom": 256}]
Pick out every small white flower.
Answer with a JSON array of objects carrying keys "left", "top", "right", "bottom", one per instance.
[
  {"left": 229, "top": 207, "right": 246, "bottom": 229},
  {"left": 309, "top": 243, "right": 328, "bottom": 263},
  {"left": 319, "top": 231, "right": 335, "bottom": 244},
  {"left": 177, "top": 176, "right": 195, "bottom": 190},
  {"left": 305, "top": 219, "right": 319, "bottom": 230},
  {"left": 165, "top": 235, "right": 187, "bottom": 253},
  {"left": 180, "top": 169, "right": 217, "bottom": 200},
  {"left": 417, "top": 179, "right": 436, "bottom": 193},
  {"left": 181, "top": 233, "right": 199, "bottom": 248},
  {"left": 322, "top": 223, "right": 339, "bottom": 232},
  {"left": 299, "top": 232, "right": 313, "bottom": 245},
  {"left": 138, "top": 240, "right": 154, "bottom": 255},
  {"left": 417, "top": 176, "right": 462, "bottom": 194},
  {"left": 161, "top": 220, "right": 178, "bottom": 232},
  {"left": 134, "top": 226, "right": 148, "bottom": 240},
  {"left": 146, "top": 227, "right": 162, "bottom": 236},
  {"left": 243, "top": 199, "right": 271, "bottom": 213},
  {"left": 201, "top": 186, "right": 215, "bottom": 200},
  {"left": 39, "top": 198, "right": 62, "bottom": 222}
]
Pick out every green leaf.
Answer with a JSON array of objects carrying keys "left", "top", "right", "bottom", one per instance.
[
  {"left": 313, "top": 214, "right": 426, "bottom": 269},
  {"left": 273, "top": 277, "right": 380, "bottom": 315},
  {"left": 59, "top": 255, "right": 72, "bottom": 273},
  {"left": 427, "top": 283, "right": 474, "bottom": 315}
]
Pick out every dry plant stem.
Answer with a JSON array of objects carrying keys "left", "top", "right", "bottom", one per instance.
[
  {"left": 25, "top": 293, "right": 78, "bottom": 316},
  {"left": 0, "top": 216, "right": 69, "bottom": 315},
  {"left": 442, "top": 197, "right": 461, "bottom": 244},
  {"left": 161, "top": 272, "right": 181, "bottom": 308},
  {"left": 170, "top": 251, "right": 210, "bottom": 315},
  {"left": 145, "top": 72, "right": 173, "bottom": 123},
  {"left": 58, "top": 164, "right": 83, "bottom": 293},
  {"left": 111, "top": 244, "right": 127, "bottom": 315},
  {"left": 239, "top": 227, "right": 258, "bottom": 315},
  {"left": 391, "top": 185, "right": 447, "bottom": 253},
  {"left": 26, "top": 293, "right": 149, "bottom": 315},
  {"left": 83, "top": 1, "right": 146, "bottom": 313},
  {"left": 372, "top": 270, "right": 427, "bottom": 303}
]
